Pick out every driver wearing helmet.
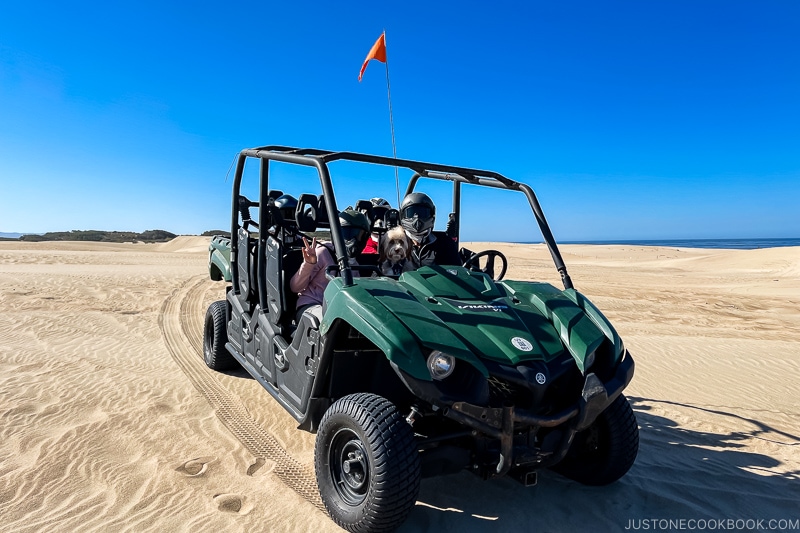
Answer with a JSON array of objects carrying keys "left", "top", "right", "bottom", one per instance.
[
  {"left": 290, "top": 208, "right": 371, "bottom": 323},
  {"left": 400, "top": 192, "right": 460, "bottom": 268}
]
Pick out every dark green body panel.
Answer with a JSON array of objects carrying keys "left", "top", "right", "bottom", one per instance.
[
  {"left": 321, "top": 275, "right": 485, "bottom": 381},
  {"left": 500, "top": 281, "right": 620, "bottom": 373},
  {"left": 208, "top": 236, "right": 232, "bottom": 282},
  {"left": 322, "top": 266, "right": 621, "bottom": 380},
  {"left": 563, "top": 288, "right": 625, "bottom": 365}
]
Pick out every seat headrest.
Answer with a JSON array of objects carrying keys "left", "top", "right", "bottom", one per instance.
[
  {"left": 383, "top": 208, "right": 400, "bottom": 229},
  {"left": 315, "top": 194, "right": 330, "bottom": 228},
  {"left": 296, "top": 193, "right": 318, "bottom": 232},
  {"left": 296, "top": 193, "right": 332, "bottom": 231}
]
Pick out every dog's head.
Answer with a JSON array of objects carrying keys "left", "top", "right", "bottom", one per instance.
[{"left": 381, "top": 226, "right": 412, "bottom": 264}]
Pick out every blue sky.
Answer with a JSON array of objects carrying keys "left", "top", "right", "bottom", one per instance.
[{"left": 1, "top": 0, "right": 798, "bottom": 241}]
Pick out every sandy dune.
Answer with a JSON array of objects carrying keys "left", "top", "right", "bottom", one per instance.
[{"left": 1, "top": 238, "right": 798, "bottom": 532}]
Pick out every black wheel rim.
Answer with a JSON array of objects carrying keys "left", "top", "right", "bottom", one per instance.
[{"left": 329, "top": 427, "right": 370, "bottom": 506}]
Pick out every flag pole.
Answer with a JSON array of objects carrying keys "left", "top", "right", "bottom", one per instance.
[{"left": 382, "top": 31, "right": 401, "bottom": 206}]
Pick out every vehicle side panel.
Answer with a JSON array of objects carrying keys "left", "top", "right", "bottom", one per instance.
[{"left": 208, "top": 236, "right": 232, "bottom": 282}]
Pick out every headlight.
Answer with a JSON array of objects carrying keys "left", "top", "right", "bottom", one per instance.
[{"left": 427, "top": 350, "right": 456, "bottom": 380}]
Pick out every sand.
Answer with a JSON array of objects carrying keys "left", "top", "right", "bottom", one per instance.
[{"left": 1, "top": 238, "right": 798, "bottom": 532}]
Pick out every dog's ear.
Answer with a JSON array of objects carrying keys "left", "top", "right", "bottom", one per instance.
[
  {"left": 377, "top": 233, "right": 388, "bottom": 262},
  {"left": 402, "top": 232, "right": 413, "bottom": 259}
]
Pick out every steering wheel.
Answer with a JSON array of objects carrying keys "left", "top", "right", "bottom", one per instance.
[{"left": 462, "top": 250, "right": 508, "bottom": 281}]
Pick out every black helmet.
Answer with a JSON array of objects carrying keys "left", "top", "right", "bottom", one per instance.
[
  {"left": 273, "top": 194, "right": 297, "bottom": 226},
  {"left": 369, "top": 197, "right": 391, "bottom": 229},
  {"left": 400, "top": 192, "right": 435, "bottom": 243},
  {"left": 339, "top": 208, "right": 371, "bottom": 257}
]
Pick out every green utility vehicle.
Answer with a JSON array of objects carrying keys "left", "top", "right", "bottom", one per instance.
[{"left": 203, "top": 146, "right": 638, "bottom": 532}]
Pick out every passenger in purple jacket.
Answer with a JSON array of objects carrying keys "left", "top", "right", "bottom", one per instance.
[{"left": 290, "top": 208, "right": 370, "bottom": 324}]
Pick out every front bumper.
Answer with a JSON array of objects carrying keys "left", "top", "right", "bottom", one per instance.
[{"left": 397, "top": 352, "right": 635, "bottom": 476}]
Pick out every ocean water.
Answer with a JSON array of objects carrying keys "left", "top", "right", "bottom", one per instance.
[{"left": 556, "top": 238, "right": 800, "bottom": 250}]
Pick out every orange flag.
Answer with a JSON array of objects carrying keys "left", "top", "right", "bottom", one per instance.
[{"left": 358, "top": 32, "right": 386, "bottom": 82}]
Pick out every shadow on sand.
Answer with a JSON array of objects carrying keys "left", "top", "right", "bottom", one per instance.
[
  {"left": 216, "top": 366, "right": 800, "bottom": 531},
  {"left": 402, "top": 397, "right": 800, "bottom": 532}
]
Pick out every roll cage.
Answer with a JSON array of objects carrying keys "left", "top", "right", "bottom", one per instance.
[{"left": 228, "top": 145, "right": 573, "bottom": 309}]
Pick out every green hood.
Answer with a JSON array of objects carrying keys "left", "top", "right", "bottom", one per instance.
[{"left": 321, "top": 266, "right": 614, "bottom": 381}]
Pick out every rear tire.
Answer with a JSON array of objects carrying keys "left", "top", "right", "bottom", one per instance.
[
  {"left": 552, "top": 393, "right": 639, "bottom": 485},
  {"left": 315, "top": 393, "right": 421, "bottom": 533},
  {"left": 203, "top": 300, "right": 236, "bottom": 370}
]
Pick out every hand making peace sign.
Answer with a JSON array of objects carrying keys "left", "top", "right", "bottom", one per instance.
[{"left": 301, "top": 237, "right": 318, "bottom": 264}]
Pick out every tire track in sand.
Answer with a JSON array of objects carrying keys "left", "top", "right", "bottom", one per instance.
[{"left": 159, "top": 276, "right": 324, "bottom": 510}]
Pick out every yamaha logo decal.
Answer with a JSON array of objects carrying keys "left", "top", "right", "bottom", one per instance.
[
  {"left": 440, "top": 298, "right": 509, "bottom": 312},
  {"left": 511, "top": 337, "right": 533, "bottom": 352},
  {"left": 535, "top": 372, "right": 547, "bottom": 385}
]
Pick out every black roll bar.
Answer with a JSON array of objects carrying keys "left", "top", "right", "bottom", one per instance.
[
  {"left": 230, "top": 146, "right": 573, "bottom": 292},
  {"left": 407, "top": 172, "right": 573, "bottom": 290}
]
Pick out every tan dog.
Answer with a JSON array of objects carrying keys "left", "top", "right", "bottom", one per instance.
[{"left": 379, "top": 226, "right": 415, "bottom": 276}]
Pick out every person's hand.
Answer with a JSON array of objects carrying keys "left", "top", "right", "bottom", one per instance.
[{"left": 301, "top": 237, "right": 317, "bottom": 264}]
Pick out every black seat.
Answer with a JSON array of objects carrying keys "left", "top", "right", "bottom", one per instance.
[
  {"left": 236, "top": 227, "right": 257, "bottom": 309},
  {"left": 283, "top": 248, "right": 304, "bottom": 327},
  {"left": 284, "top": 194, "right": 325, "bottom": 331},
  {"left": 297, "top": 193, "right": 331, "bottom": 232}
]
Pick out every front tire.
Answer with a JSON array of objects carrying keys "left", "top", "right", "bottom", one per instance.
[
  {"left": 552, "top": 393, "right": 639, "bottom": 485},
  {"left": 203, "top": 300, "right": 236, "bottom": 370},
  {"left": 315, "top": 393, "right": 420, "bottom": 533}
]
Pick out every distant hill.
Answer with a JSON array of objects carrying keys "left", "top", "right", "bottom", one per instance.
[
  {"left": 17, "top": 230, "right": 177, "bottom": 243},
  {"left": 201, "top": 230, "right": 230, "bottom": 238},
  {"left": 0, "top": 232, "right": 24, "bottom": 240}
]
